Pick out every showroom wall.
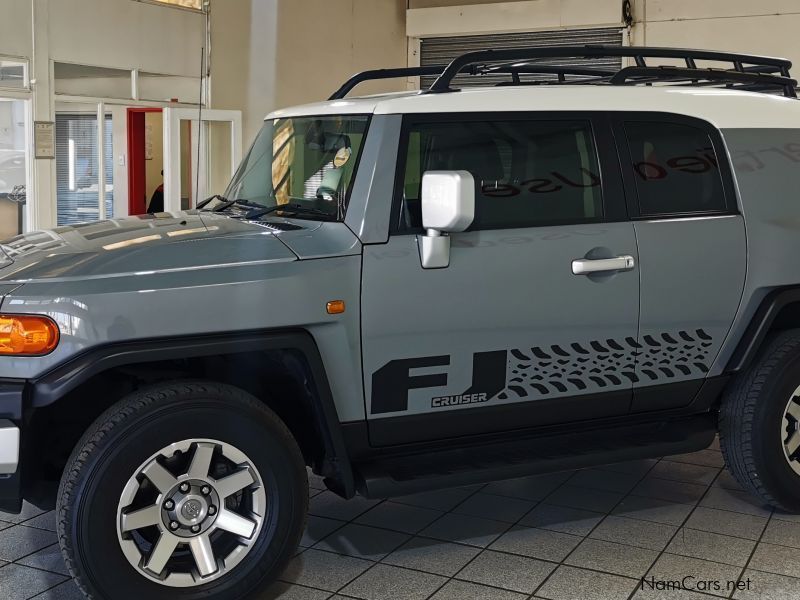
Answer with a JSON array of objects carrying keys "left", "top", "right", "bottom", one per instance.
[
  {"left": 211, "top": 0, "right": 408, "bottom": 144},
  {"left": 0, "top": 0, "right": 206, "bottom": 230},
  {"left": 407, "top": 1, "right": 800, "bottom": 68}
]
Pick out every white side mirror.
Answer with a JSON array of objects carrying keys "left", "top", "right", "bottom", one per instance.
[{"left": 418, "top": 171, "right": 475, "bottom": 269}]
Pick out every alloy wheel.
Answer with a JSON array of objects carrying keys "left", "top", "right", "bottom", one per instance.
[{"left": 116, "top": 439, "right": 267, "bottom": 587}]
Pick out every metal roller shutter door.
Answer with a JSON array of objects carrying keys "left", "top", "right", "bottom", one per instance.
[{"left": 420, "top": 27, "right": 624, "bottom": 89}]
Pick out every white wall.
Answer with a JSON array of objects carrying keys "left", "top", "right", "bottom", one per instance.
[
  {"left": 48, "top": 0, "right": 205, "bottom": 76},
  {"left": 0, "top": 0, "right": 33, "bottom": 59},
  {"left": 211, "top": 0, "right": 408, "bottom": 145}
]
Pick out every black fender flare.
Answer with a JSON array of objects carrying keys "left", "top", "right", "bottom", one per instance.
[
  {"left": 727, "top": 287, "right": 800, "bottom": 373},
  {"left": 28, "top": 328, "right": 356, "bottom": 497}
]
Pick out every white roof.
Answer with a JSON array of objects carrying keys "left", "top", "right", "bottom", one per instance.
[{"left": 267, "top": 85, "right": 800, "bottom": 129}]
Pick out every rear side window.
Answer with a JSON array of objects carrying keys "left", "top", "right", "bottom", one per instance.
[
  {"left": 397, "top": 119, "right": 603, "bottom": 231},
  {"left": 624, "top": 121, "right": 727, "bottom": 217}
]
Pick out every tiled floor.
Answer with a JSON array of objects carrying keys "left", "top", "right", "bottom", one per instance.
[{"left": 2, "top": 438, "right": 800, "bottom": 600}]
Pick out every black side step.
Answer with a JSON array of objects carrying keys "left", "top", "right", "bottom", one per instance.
[{"left": 354, "top": 414, "right": 715, "bottom": 498}]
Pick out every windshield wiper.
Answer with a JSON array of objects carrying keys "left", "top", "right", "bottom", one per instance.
[
  {"left": 196, "top": 194, "right": 226, "bottom": 210},
  {"left": 245, "top": 203, "right": 336, "bottom": 221},
  {"left": 208, "top": 198, "right": 267, "bottom": 213}
]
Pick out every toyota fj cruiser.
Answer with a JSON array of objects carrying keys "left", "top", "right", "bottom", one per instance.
[{"left": 2, "top": 45, "right": 800, "bottom": 599}]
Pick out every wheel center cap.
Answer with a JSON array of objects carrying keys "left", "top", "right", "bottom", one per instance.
[
  {"left": 175, "top": 495, "right": 209, "bottom": 526},
  {"left": 183, "top": 499, "right": 203, "bottom": 520}
]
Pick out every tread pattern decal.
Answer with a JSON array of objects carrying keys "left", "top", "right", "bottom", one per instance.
[{"left": 498, "top": 329, "right": 713, "bottom": 400}]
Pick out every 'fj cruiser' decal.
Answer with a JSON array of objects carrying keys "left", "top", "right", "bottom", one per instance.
[{"left": 370, "top": 329, "right": 713, "bottom": 414}]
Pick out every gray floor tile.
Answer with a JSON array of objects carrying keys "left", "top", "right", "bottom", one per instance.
[
  {"left": 261, "top": 582, "right": 332, "bottom": 599},
  {"left": 29, "top": 580, "right": 85, "bottom": 600},
  {"left": 419, "top": 513, "right": 508, "bottom": 548},
  {"left": 0, "top": 524, "right": 58, "bottom": 561},
  {"left": 482, "top": 472, "right": 573, "bottom": 501},
  {"left": 590, "top": 515, "right": 678, "bottom": 551},
  {"left": 381, "top": 536, "right": 480, "bottom": 577},
  {"left": 301, "top": 515, "right": 345, "bottom": 548},
  {"left": 489, "top": 525, "right": 582, "bottom": 562},
  {"left": 307, "top": 470, "right": 327, "bottom": 491},
  {"left": 536, "top": 565, "right": 638, "bottom": 600},
  {"left": 611, "top": 495, "right": 695, "bottom": 526},
  {"left": 545, "top": 484, "right": 624, "bottom": 512},
  {"left": 649, "top": 461, "right": 720, "bottom": 486},
  {"left": 0, "top": 563, "right": 68, "bottom": 600},
  {"left": 313, "top": 523, "right": 409, "bottom": 561},
  {"left": 339, "top": 564, "right": 446, "bottom": 600},
  {"left": 519, "top": 503, "right": 604, "bottom": 536},
  {"left": 666, "top": 528, "right": 755, "bottom": 566},
  {"left": 631, "top": 585, "right": 720, "bottom": 599},
  {"left": 17, "top": 543, "right": 70, "bottom": 575},
  {"left": 647, "top": 554, "right": 742, "bottom": 598},
  {"left": 699, "top": 488, "right": 772, "bottom": 517},
  {"left": 684, "top": 506, "right": 768, "bottom": 541},
  {"left": 309, "top": 492, "right": 381, "bottom": 522},
  {"left": 631, "top": 477, "right": 709, "bottom": 504},
  {"left": 392, "top": 488, "right": 473, "bottom": 511},
  {"left": 431, "top": 579, "right": 527, "bottom": 600},
  {"left": 749, "top": 542, "right": 800, "bottom": 579},
  {"left": 0, "top": 501, "right": 47, "bottom": 525},
  {"left": 567, "top": 469, "right": 641, "bottom": 493},
  {"left": 565, "top": 538, "right": 659, "bottom": 578},
  {"left": 713, "top": 469, "right": 745, "bottom": 491},
  {"left": 22, "top": 511, "right": 56, "bottom": 532},
  {"left": 761, "top": 518, "right": 800, "bottom": 549},
  {"left": 733, "top": 569, "right": 800, "bottom": 600},
  {"left": 456, "top": 549, "right": 555, "bottom": 594},
  {"left": 667, "top": 450, "right": 725, "bottom": 469},
  {"left": 596, "top": 459, "right": 658, "bottom": 476},
  {"left": 280, "top": 549, "right": 372, "bottom": 592},
  {"left": 354, "top": 501, "right": 442, "bottom": 534},
  {"left": 452, "top": 492, "right": 535, "bottom": 524}
]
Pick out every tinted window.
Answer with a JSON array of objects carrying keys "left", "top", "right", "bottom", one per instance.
[
  {"left": 624, "top": 121, "right": 727, "bottom": 217},
  {"left": 398, "top": 119, "right": 603, "bottom": 231}
]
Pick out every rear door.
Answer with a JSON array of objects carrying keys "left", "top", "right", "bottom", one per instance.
[
  {"left": 360, "top": 112, "right": 641, "bottom": 446},
  {"left": 612, "top": 113, "right": 746, "bottom": 411}
]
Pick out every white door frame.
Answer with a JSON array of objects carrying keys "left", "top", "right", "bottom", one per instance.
[{"left": 162, "top": 108, "right": 242, "bottom": 213}]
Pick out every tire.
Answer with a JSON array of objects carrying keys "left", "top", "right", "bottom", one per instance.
[
  {"left": 57, "top": 380, "right": 308, "bottom": 600},
  {"left": 719, "top": 329, "right": 800, "bottom": 512}
]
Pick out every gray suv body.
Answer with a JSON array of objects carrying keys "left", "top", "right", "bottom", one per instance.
[{"left": 2, "top": 46, "right": 800, "bottom": 599}]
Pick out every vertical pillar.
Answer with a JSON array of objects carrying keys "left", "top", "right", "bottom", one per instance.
[{"left": 30, "top": 0, "right": 56, "bottom": 230}]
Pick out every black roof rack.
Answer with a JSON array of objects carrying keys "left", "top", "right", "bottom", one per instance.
[{"left": 330, "top": 45, "right": 797, "bottom": 100}]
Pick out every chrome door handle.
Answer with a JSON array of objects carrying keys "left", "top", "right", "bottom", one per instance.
[{"left": 572, "top": 255, "right": 635, "bottom": 275}]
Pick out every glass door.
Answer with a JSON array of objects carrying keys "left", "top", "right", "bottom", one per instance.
[
  {"left": 0, "top": 98, "right": 30, "bottom": 239},
  {"left": 162, "top": 108, "right": 242, "bottom": 213}
]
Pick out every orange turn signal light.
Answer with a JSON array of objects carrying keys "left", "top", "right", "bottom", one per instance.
[
  {"left": 0, "top": 315, "right": 60, "bottom": 356},
  {"left": 326, "top": 300, "right": 346, "bottom": 315}
]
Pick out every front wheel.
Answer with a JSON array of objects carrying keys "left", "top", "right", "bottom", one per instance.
[
  {"left": 720, "top": 329, "right": 800, "bottom": 512},
  {"left": 57, "top": 381, "right": 308, "bottom": 599}
]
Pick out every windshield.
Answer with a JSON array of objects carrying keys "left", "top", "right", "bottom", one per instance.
[{"left": 224, "top": 115, "right": 370, "bottom": 220}]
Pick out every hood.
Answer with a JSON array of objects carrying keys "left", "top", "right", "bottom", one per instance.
[{"left": 0, "top": 212, "right": 299, "bottom": 283}]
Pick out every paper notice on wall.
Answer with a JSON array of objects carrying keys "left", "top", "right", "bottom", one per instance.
[
  {"left": 34, "top": 121, "right": 55, "bottom": 159},
  {"left": 145, "top": 122, "right": 154, "bottom": 160}
]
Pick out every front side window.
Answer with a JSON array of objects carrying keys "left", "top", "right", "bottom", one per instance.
[
  {"left": 624, "top": 121, "right": 727, "bottom": 217},
  {"left": 398, "top": 119, "right": 603, "bottom": 231},
  {"left": 225, "top": 115, "right": 369, "bottom": 220}
]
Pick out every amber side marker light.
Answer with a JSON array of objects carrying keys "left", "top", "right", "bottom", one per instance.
[
  {"left": 326, "top": 300, "right": 346, "bottom": 315},
  {"left": 0, "top": 315, "right": 60, "bottom": 356}
]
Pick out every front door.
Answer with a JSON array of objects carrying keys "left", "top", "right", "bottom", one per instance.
[
  {"left": 162, "top": 108, "right": 243, "bottom": 212},
  {"left": 361, "top": 113, "right": 640, "bottom": 446}
]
